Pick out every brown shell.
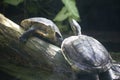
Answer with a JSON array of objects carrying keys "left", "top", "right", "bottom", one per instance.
[{"left": 21, "top": 17, "right": 63, "bottom": 44}]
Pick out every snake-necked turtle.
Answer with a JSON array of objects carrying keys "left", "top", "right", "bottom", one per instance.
[
  {"left": 19, "top": 17, "right": 63, "bottom": 46},
  {"left": 61, "top": 19, "right": 113, "bottom": 80}
]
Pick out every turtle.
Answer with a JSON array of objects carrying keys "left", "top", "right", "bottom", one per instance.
[
  {"left": 19, "top": 17, "right": 63, "bottom": 46},
  {"left": 61, "top": 19, "right": 113, "bottom": 80}
]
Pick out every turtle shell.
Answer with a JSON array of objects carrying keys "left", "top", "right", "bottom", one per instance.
[
  {"left": 61, "top": 35, "right": 112, "bottom": 73},
  {"left": 20, "top": 17, "right": 63, "bottom": 45}
]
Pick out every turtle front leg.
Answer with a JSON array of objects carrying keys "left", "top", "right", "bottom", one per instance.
[
  {"left": 98, "top": 69, "right": 113, "bottom": 80},
  {"left": 19, "top": 27, "right": 36, "bottom": 43}
]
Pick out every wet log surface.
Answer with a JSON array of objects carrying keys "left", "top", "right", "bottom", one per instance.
[{"left": 0, "top": 13, "right": 75, "bottom": 80}]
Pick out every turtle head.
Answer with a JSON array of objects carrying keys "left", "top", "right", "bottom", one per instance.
[
  {"left": 55, "top": 32, "right": 63, "bottom": 46},
  {"left": 70, "top": 19, "right": 81, "bottom": 35}
]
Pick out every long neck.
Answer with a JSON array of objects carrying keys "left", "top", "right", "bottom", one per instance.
[
  {"left": 74, "top": 24, "right": 81, "bottom": 35},
  {"left": 70, "top": 19, "right": 81, "bottom": 36}
]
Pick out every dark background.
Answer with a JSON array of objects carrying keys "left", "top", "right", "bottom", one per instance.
[{"left": 77, "top": 0, "right": 120, "bottom": 31}]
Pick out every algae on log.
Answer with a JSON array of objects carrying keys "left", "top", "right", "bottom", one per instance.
[{"left": 0, "top": 13, "right": 75, "bottom": 80}]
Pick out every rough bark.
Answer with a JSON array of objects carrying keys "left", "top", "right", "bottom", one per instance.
[{"left": 0, "top": 13, "right": 75, "bottom": 80}]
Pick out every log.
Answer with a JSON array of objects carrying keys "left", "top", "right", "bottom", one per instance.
[{"left": 0, "top": 13, "right": 75, "bottom": 80}]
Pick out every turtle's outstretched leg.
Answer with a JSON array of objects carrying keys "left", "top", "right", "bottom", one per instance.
[
  {"left": 98, "top": 70, "right": 113, "bottom": 80},
  {"left": 19, "top": 27, "right": 36, "bottom": 43}
]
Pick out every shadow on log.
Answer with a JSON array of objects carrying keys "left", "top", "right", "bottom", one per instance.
[{"left": 0, "top": 13, "right": 75, "bottom": 80}]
